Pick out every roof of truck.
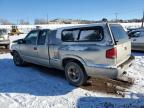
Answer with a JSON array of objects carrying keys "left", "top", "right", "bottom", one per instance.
[
  {"left": 57, "top": 23, "right": 120, "bottom": 30},
  {"left": 30, "top": 23, "right": 121, "bottom": 32}
]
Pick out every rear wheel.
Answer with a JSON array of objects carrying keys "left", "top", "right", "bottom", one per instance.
[
  {"left": 13, "top": 51, "right": 26, "bottom": 66},
  {"left": 64, "top": 61, "right": 88, "bottom": 86}
]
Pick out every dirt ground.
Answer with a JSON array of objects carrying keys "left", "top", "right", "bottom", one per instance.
[
  {"left": 0, "top": 47, "right": 10, "bottom": 54},
  {"left": 33, "top": 65, "right": 132, "bottom": 97},
  {"left": 81, "top": 77, "right": 132, "bottom": 97},
  {"left": 0, "top": 47, "right": 132, "bottom": 97}
]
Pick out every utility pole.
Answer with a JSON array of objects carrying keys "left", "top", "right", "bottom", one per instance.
[
  {"left": 46, "top": 14, "right": 49, "bottom": 24},
  {"left": 17, "top": 19, "right": 19, "bottom": 25},
  {"left": 115, "top": 13, "right": 118, "bottom": 22},
  {"left": 142, "top": 11, "right": 144, "bottom": 28}
]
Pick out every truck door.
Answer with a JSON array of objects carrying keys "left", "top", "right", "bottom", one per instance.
[{"left": 20, "top": 30, "right": 39, "bottom": 63}]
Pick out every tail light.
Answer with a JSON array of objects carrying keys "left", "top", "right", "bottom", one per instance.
[{"left": 106, "top": 48, "right": 117, "bottom": 59}]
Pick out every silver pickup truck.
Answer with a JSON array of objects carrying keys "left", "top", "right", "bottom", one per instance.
[{"left": 11, "top": 23, "right": 134, "bottom": 86}]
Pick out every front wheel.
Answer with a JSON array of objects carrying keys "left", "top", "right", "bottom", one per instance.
[
  {"left": 64, "top": 62, "right": 88, "bottom": 86},
  {"left": 13, "top": 51, "right": 26, "bottom": 66}
]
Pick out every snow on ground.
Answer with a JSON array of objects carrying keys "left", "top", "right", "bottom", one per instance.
[
  {"left": 0, "top": 52, "right": 144, "bottom": 108},
  {"left": 1, "top": 28, "right": 144, "bottom": 107}
]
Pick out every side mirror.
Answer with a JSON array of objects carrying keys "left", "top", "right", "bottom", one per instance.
[
  {"left": 18, "top": 39, "right": 26, "bottom": 44},
  {"left": 13, "top": 39, "right": 26, "bottom": 44}
]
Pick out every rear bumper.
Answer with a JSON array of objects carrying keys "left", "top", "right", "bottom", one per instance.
[
  {"left": 116, "top": 55, "right": 135, "bottom": 81},
  {"left": 0, "top": 40, "right": 10, "bottom": 46},
  {"left": 85, "top": 55, "right": 135, "bottom": 79}
]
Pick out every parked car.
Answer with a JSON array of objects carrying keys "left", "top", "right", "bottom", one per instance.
[
  {"left": 0, "top": 29, "right": 10, "bottom": 49},
  {"left": 11, "top": 23, "right": 134, "bottom": 86},
  {"left": 128, "top": 29, "right": 144, "bottom": 51}
]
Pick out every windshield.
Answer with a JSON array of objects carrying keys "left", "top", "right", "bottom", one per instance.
[
  {"left": 0, "top": 29, "right": 7, "bottom": 35},
  {"left": 110, "top": 25, "right": 129, "bottom": 43}
]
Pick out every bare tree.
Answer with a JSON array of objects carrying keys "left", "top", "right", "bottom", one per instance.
[
  {"left": 34, "top": 19, "right": 47, "bottom": 25},
  {"left": 0, "top": 18, "right": 12, "bottom": 25},
  {"left": 19, "top": 19, "right": 29, "bottom": 25}
]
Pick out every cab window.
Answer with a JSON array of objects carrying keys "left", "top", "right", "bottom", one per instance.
[
  {"left": 25, "top": 31, "right": 39, "bottom": 45},
  {"left": 37, "top": 30, "right": 47, "bottom": 45}
]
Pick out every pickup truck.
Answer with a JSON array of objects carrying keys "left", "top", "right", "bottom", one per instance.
[{"left": 11, "top": 23, "right": 134, "bottom": 86}]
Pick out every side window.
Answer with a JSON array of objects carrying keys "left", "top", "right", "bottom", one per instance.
[
  {"left": 130, "top": 31, "right": 141, "bottom": 38},
  {"left": 62, "top": 30, "right": 79, "bottom": 42},
  {"left": 37, "top": 30, "right": 47, "bottom": 45},
  {"left": 79, "top": 28, "right": 104, "bottom": 42},
  {"left": 48, "top": 30, "right": 58, "bottom": 44},
  {"left": 110, "top": 25, "right": 128, "bottom": 41},
  {"left": 134, "top": 31, "right": 141, "bottom": 37},
  {"left": 25, "top": 31, "right": 39, "bottom": 45}
]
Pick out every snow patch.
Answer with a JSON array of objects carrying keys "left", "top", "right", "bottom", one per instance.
[{"left": 0, "top": 53, "right": 144, "bottom": 107}]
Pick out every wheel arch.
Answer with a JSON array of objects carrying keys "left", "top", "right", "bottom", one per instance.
[
  {"left": 10, "top": 50, "right": 18, "bottom": 56},
  {"left": 62, "top": 55, "right": 87, "bottom": 74}
]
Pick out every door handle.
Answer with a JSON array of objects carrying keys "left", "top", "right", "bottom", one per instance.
[
  {"left": 133, "top": 39, "right": 136, "bottom": 41},
  {"left": 34, "top": 47, "right": 37, "bottom": 50}
]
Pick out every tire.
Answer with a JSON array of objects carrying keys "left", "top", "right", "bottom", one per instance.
[
  {"left": 64, "top": 61, "right": 88, "bottom": 86},
  {"left": 13, "top": 51, "right": 26, "bottom": 66},
  {"left": 5, "top": 45, "right": 10, "bottom": 49}
]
